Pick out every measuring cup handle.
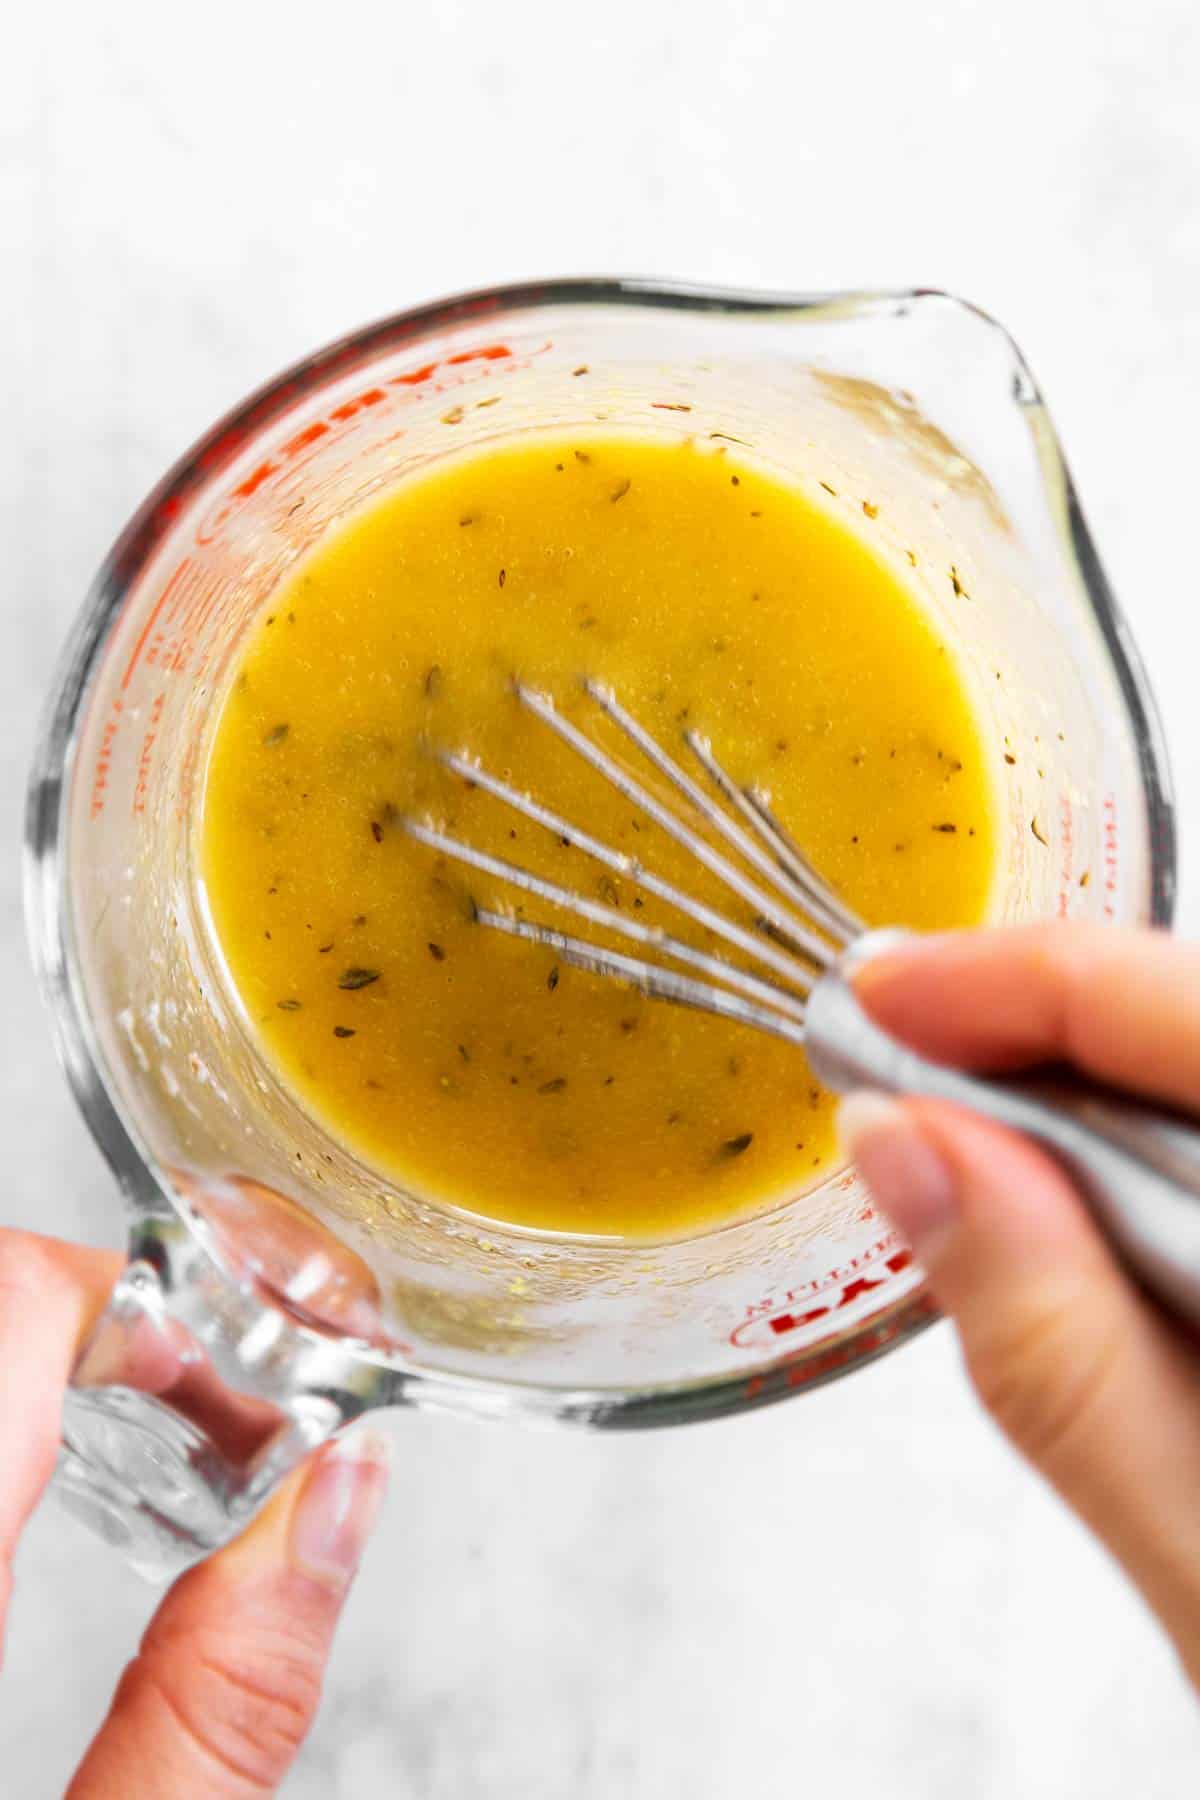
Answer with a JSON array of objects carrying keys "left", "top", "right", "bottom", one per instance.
[
  {"left": 56, "top": 1216, "right": 389, "bottom": 1580},
  {"left": 806, "top": 951, "right": 1200, "bottom": 1331}
]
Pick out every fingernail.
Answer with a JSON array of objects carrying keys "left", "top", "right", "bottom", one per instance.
[
  {"left": 851, "top": 929, "right": 952, "bottom": 988},
  {"left": 837, "top": 1091, "right": 958, "bottom": 1257},
  {"left": 291, "top": 1427, "right": 392, "bottom": 1586}
]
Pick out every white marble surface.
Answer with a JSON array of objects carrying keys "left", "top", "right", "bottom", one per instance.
[{"left": 4, "top": 1, "right": 1200, "bottom": 1793}]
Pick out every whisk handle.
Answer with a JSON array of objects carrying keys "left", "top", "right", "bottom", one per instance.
[{"left": 805, "top": 949, "right": 1200, "bottom": 1331}]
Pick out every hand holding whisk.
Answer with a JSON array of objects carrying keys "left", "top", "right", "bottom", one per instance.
[{"left": 406, "top": 678, "right": 1200, "bottom": 1332}]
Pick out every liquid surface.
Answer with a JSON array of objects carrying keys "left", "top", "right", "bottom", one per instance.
[{"left": 201, "top": 434, "right": 997, "bottom": 1237}]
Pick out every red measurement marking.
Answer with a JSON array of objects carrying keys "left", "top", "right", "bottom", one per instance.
[
  {"left": 391, "top": 360, "right": 437, "bottom": 387},
  {"left": 329, "top": 385, "right": 386, "bottom": 423},
  {"left": 730, "top": 1239, "right": 912, "bottom": 1349},
  {"left": 132, "top": 691, "right": 166, "bottom": 816},
  {"left": 449, "top": 346, "right": 511, "bottom": 364},
  {"left": 766, "top": 1290, "right": 940, "bottom": 1393},
  {"left": 1057, "top": 792, "right": 1075, "bottom": 917},
  {"left": 232, "top": 459, "right": 278, "bottom": 500},
  {"left": 836, "top": 1273, "right": 888, "bottom": 1308},
  {"left": 122, "top": 558, "right": 195, "bottom": 690},
  {"left": 280, "top": 420, "right": 330, "bottom": 458},
  {"left": 389, "top": 344, "right": 512, "bottom": 388},
  {"left": 195, "top": 343, "right": 526, "bottom": 549},
  {"left": 90, "top": 698, "right": 124, "bottom": 818},
  {"left": 1102, "top": 793, "right": 1119, "bottom": 918},
  {"left": 769, "top": 1304, "right": 831, "bottom": 1336}
]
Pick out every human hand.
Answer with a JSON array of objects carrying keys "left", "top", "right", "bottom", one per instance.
[
  {"left": 0, "top": 1233, "right": 390, "bottom": 1797},
  {"left": 838, "top": 921, "right": 1200, "bottom": 1691}
]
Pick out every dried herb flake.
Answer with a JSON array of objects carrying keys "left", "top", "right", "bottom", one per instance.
[{"left": 338, "top": 967, "right": 380, "bottom": 990}]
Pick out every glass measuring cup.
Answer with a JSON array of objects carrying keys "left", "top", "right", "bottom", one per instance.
[{"left": 25, "top": 279, "right": 1175, "bottom": 1575}]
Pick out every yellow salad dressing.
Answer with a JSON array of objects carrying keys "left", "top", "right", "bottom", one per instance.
[{"left": 201, "top": 434, "right": 997, "bottom": 1237}]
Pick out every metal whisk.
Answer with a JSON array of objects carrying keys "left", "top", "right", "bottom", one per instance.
[
  {"left": 406, "top": 681, "right": 1200, "bottom": 1331},
  {"left": 406, "top": 678, "right": 859, "bottom": 1047}
]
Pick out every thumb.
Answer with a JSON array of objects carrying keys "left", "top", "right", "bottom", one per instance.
[
  {"left": 839, "top": 1093, "right": 1200, "bottom": 1684},
  {"left": 69, "top": 1429, "right": 391, "bottom": 1799}
]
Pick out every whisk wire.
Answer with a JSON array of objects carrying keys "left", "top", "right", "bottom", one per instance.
[
  {"left": 682, "top": 729, "right": 861, "bottom": 942},
  {"left": 516, "top": 684, "right": 837, "bottom": 968},
  {"left": 474, "top": 909, "right": 809, "bottom": 1046},
  {"left": 405, "top": 683, "right": 865, "bottom": 1037},
  {"left": 581, "top": 680, "right": 858, "bottom": 946},
  {"left": 404, "top": 816, "right": 810, "bottom": 1020},
  {"left": 435, "top": 747, "right": 818, "bottom": 995}
]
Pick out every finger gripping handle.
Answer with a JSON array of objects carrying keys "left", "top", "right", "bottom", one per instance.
[
  {"left": 806, "top": 960, "right": 1200, "bottom": 1331},
  {"left": 59, "top": 1250, "right": 354, "bottom": 1579}
]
